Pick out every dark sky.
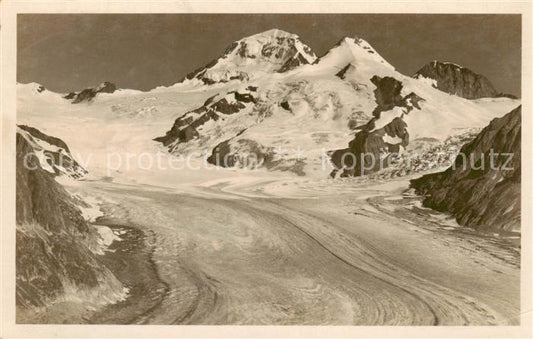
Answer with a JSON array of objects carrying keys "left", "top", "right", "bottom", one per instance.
[{"left": 18, "top": 14, "right": 521, "bottom": 96}]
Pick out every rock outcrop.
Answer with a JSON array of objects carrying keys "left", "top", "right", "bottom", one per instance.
[
  {"left": 206, "top": 137, "right": 306, "bottom": 176},
  {"left": 16, "top": 128, "right": 123, "bottom": 321},
  {"left": 17, "top": 125, "right": 87, "bottom": 179},
  {"left": 410, "top": 106, "right": 521, "bottom": 232},
  {"left": 329, "top": 76, "right": 424, "bottom": 177},
  {"left": 64, "top": 81, "right": 117, "bottom": 103},
  {"left": 154, "top": 87, "right": 258, "bottom": 147},
  {"left": 414, "top": 61, "right": 499, "bottom": 99}
]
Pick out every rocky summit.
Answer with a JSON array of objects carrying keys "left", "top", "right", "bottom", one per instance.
[
  {"left": 64, "top": 81, "right": 117, "bottom": 103},
  {"left": 414, "top": 61, "right": 501, "bottom": 99},
  {"left": 182, "top": 29, "right": 317, "bottom": 85}
]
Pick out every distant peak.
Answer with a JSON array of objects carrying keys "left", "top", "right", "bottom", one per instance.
[
  {"left": 414, "top": 61, "right": 498, "bottom": 99},
  {"left": 334, "top": 36, "right": 353, "bottom": 46},
  {"left": 430, "top": 60, "right": 463, "bottom": 69},
  {"left": 332, "top": 35, "right": 380, "bottom": 54},
  {"left": 336, "top": 35, "right": 368, "bottom": 45},
  {"left": 245, "top": 28, "right": 298, "bottom": 39},
  {"left": 234, "top": 28, "right": 303, "bottom": 46},
  {"left": 316, "top": 35, "right": 394, "bottom": 70},
  {"left": 95, "top": 81, "right": 117, "bottom": 92},
  {"left": 64, "top": 81, "right": 117, "bottom": 103},
  {"left": 182, "top": 28, "right": 316, "bottom": 84}
]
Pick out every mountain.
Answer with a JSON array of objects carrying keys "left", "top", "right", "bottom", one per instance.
[
  {"left": 156, "top": 31, "right": 519, "bottom": 178},
  {"left": 413, "top": 61, "right": 511, "bottom": 99},
  {"left": 315, "top": 36, "right": 396, "bottom": 76},
  {"left": 410, "top": 106, "right": 521, "bottom": 232},
  {"left": 16, "top": 127, "right": 125, "bottom": 321},
  {"left": 64, "top": 81, "right": 117, "bottom": 103},
  {"left": 182, "top": 29, "right": 317, "bottom": 85},
  {"left": 16, "top": 30, "right": 520, "bottom": 181}
]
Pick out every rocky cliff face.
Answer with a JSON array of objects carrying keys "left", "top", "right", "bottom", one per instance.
[
  {"left": 410, "top": 106, "right": 521, "bottom": 232},
  {"left": 64, "top": 81, "right": 117, "bottom": 103},
  {"left": 414, "top": 61, "right": 498, "bottom": 99},
  {"left": 16, "top": 128, "right": 124, "bottom": 321}
]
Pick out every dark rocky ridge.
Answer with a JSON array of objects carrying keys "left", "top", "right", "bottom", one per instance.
[
  {"left": 154, "top": 88, "right": 257, "bottom": 147},
  {"left": 64, "top": 81, "right": 117, "bottom": 103},
  {"left": 16, "top": 130, "right": 122, "bottom": 320},
  {"left": 414, "top": 61, "right": 513, "bottom": 99},
  {"left": 410, "top": 106, "right": 521, "bottom": 232},
  {"left": 329, "top": 76, "right": 424, "bottom": 177}
]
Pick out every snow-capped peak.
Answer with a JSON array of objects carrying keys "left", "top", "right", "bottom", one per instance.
[
  {"left": 243, "top": 28, "right": 296, "bottom": 41},
  {"left": 315, "top": 36, "right": 395, "bottom": 72},
  {"left": 182, "top": 28, "right": 317, "bottom": 85},
  {"left": 239, "top": 28, "right": 317, "bottom": 64}
]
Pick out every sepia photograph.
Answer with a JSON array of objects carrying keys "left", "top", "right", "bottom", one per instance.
[{"left": 1, "top": 1, "right": 532, "bottom": 338}]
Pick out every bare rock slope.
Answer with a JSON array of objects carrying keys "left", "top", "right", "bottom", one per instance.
[
  {"left": 414, "top": 61, "right": 514, "bottom": 99},
  {"left": 410, "top": 106, "right": 521, "bottom": 232}
]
